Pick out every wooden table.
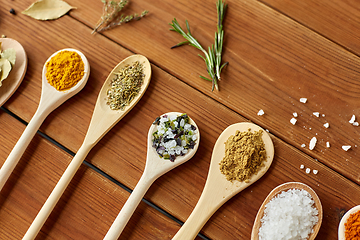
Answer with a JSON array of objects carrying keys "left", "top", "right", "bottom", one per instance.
[{"left": 1, "top": 0, "right": 360, "bottom": 239}]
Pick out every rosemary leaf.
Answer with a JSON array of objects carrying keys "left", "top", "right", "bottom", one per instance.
[{"left": 169, "top": 0, "right": 228, "bottom": 91}]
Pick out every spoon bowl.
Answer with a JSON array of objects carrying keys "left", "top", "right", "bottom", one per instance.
[
  {"left": 23, "top": 54, "right": 150, "bottom": 240},
  {"left": 251, "top": 182, "right": 323, "bottom": 240},
  {"left": 173, "top": 122, "right": 274, "bottom": 240},
  {"left": 0, "top": 38, "right": 27, "bottom": 107},
  {"left": 103, "top": 112, "right": 200, "bottom": 240},
  {"left": 338, "top": 205, "right": 360, "bottom": 240},
  {"left": 0, "top": 48, "right": 89, "bottom": 192}
]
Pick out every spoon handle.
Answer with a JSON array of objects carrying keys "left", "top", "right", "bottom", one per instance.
[
  {"left": 172, "top": 187, "right": 218, "bottom": 240},
  {"left": 0, "top": 108, "right": 49, "bottom": 191},
  {"left": 104, "top": 172, "right": 155, "bottom": 240},
  {"left": 22, "top": 143, "right": 92, "bottom": 240}
]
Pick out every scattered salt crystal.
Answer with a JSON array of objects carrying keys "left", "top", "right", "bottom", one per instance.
[
  {"left": 309, "top": 137, "right": 317, "bottom": 150},
  {"left": 313, "top": 112, "right": 320, "bottom": 117},
  {"left": 265, "top": 129, "right": 270, "bottom": 133},
  {"left": 353, "top": 122, "right": 359, "bottom": 126},
  {"left": 323, "top": 123, "right": 329, "bottom": 128},
  {"left": 342, "top": 145, "right": 351, "bottom": 151},
  {"left": 300, "top": 164, "right": 304, "bottom": 169},
  {"left": 313, "top": 170, "right": 318, "bottom": 174},
  {"left": 349, "top": 115, "right": 356, "bottom": 124},
  {"left": 322, "top": 114, "right": 325, "bottom": 117},
  {"left": 257, "top": 109, "right": 265, "bottom": 116},
  {"left": 326, "top": 142, "right": 330, "bottom": 148},
  {"left": 301, "top": 144, "right": 306, "bottom": 148},
  {"left": 300, "top": 98, "right": 307, "bottom": 103},
  {"left": 290, "top": 118, "right": 297, "bottom": 125},
  {"left": 258, "top": 188, "right": 319, "bottom": 240},
  {"left": 306, "top": 168, "right": 311, "bottom": 174},
  {"left": 293, "top": 112, "right": 298, "bottom": 117}
]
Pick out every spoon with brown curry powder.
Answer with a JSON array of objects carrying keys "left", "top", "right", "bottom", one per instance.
[
  {"left": 0, "top": 48, "right": 89, "bottom": 192},
  {"left": 172, "top": 122, "right": 274, "bottom": 240},
  {"left": 22, "top": 54, "right": 151, "bottom": 240}
]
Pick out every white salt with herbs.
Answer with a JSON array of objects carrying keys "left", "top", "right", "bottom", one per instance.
[{"left": 259, "top": 188, "right": 318, "bottom": 240}]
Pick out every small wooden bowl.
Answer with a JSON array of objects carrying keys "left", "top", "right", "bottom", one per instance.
[
  {"left": 338, "top": 205, "right": 360, "bottom": 240},
  {"left": 251, "top": 182, "right": 323, "bottom": 240}
]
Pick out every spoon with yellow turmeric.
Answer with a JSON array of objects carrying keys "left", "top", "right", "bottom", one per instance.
[
  {"left": 0, "top": 48, "right": 90, "bottom": 191},
  {"left": 22, "top": 54, "right": 151, "bottom": 240},
  {"left": 172, "top": 122, "right": 274, "bottom": 240}
]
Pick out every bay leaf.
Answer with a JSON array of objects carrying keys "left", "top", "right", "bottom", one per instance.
[
  {"left": 1, "top": 48, "right": 16, "bottom": 66},
  {"left": 22, "top": 0, "right": 76, "bottom": 20},
  {"left": 0, "top": 58, "right": 12, "bottom": 86}
]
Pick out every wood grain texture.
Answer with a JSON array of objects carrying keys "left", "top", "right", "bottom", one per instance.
[
  {"left": 0, "top": 112, "right": 183, "bottom": 239},
  {"left": 1, "top": 0, "right": 360, "bottom": 239},
  {"left": 67, "top": 0, "right": 360, "bottom": 183}
]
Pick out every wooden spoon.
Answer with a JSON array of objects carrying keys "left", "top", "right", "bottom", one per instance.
[
  {"left": 338, "top": 205, "right": 360, "bottom": 240},
  {"left": 0, "top": 48, "right": 89, "bottom": 191},
  {"left": 22, "top": 54, "right": 151, "bottom": 240},
  {"left": 172, "top": 122, "right": 274, "bottom": 240},
  {"left": 0, "top": 38, "right": 28, "bottom": 107},
  {"left": 251, "top": 182, "right": 323, "bottom": 240},
  {"left": 104, "top": 112, "right": 200, "bottom": 240}
]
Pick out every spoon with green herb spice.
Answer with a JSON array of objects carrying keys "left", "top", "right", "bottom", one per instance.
[
  {"left": 22, "top": 54, "right": 151, "bottom": 240},
  {"left": 104, "top": 112, "right": 200, "bottom": 240},
  {"left": 172, "top": 122, "right": 274, "bottom": 240}
]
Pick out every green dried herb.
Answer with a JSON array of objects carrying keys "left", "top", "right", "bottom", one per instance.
[
  {"left": 169, "top": 0, "right": 228, "bottom": 91},
  {"left": 106, "top": 61, "right": 144, "bottom": 110},
  {"left": 92, "top": 0, "right": 148, "bottom": 33}
]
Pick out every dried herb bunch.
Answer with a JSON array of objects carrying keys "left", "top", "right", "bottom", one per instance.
[
  {"left": 92, "top": 0, "right": 148, "bottom": 33},
  {"left": 169, "top": 0, "right": 228, "bottom": 91},
  {"left": 106, "top": 61, "right": 144, "bottom": 110}
]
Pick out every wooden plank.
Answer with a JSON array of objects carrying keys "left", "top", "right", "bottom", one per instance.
[
  {"left": 0, "top": 111, "right": 185, "bottom": 239},
  {"left": 67, "top": 0, "right": 360, "bottom": 184},
  {"left": 1, "top": 0, "right": 360, "bottom": 239},
  {"left": 258, "top": 0, "right": 360, "bottom": 55}
]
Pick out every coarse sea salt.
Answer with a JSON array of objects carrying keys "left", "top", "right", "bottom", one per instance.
[
  {"left": 300, "top": 98, "right": 307, "bottom": 103},
  {"left": 259, "top": 188, "right": 318, "bottom": 240},
  {"left": 290, "top": 118, "right": 297, "bottom": 125},
  {"left": 306, "top": 168, "right": 311, "bottom": 174},
  {"left": 326, "top": 142, "right": 330, "bottom": 148},
  {"left": 342, "top": 145, "right": 351, "bottom": 151},
  {"left": 293, "top": 112, "right": 298, "bottom": 117},
  {"left": 349, "top": 115, "right": 356, "bottom": 124},
  {"left": 309, "top": 137, "right": 317, "bottom": 150},
  {"left": 313, "top": 112, "right": 320, "bottom": 117},
  {"left": 323, "top": 123, "right": 329, "bottom": 128},
  {"left": 258, "top": 109, "right": 265, "bottom": 116}
]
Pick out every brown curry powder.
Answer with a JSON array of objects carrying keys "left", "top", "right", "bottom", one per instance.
[
  {"left": 46, "top": 50, "right": 84, "bottom": 91},
  {"left": 219, "top": 129, "right": 266, "bottom": 182}
]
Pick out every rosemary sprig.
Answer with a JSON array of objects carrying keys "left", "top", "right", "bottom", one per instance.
[
  {"left": 92, "top": 0, "right": 148, "bottom": 34},
  {"left": 169, "top": 0, "right": 228, "bottom": 91}
]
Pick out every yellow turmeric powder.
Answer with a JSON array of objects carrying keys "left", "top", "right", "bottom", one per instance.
[
  {"left": 46, "top": 50, "right": 84, "bottom": 91},
  {"left": 345, "top": 210, "right": 360, "bottom": 239}
]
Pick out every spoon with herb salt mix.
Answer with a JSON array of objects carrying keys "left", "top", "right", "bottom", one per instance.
[
  {"left": 0, "top": 38, "right": 27, "bottom": 107},
  {"left": 172, "top": 122, "right": 274, "bottom": 240},
  {"left": 0, "top": 48, "right": 89, "bottom": 192},
  {"left": 22, "top": 54, "right": 151, "bottom": 240},
  {"left": 338, "top": 205, "right": 360, "bottom": 240},
  {"left": 103, "top": 112, "right": 200, "bottom": 240},
  {"left": 251, "top": 182, "right": 323, "bottom": 240}
]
